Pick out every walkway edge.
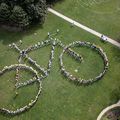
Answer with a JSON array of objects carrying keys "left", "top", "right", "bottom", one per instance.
[{"left": 97, "top": 101, "right": 120, "bottom": 120}]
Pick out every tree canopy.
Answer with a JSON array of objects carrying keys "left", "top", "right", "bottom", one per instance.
[{"left": 0, "top": 0, "right": 46, "bottom": 28}]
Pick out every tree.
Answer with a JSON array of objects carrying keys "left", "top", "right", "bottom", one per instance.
[
  {"left": 0, "top": 0, "right": 47, "bottom": 28},
  {"left": 10, "top": 6, "right": 29, "bottom": 28},
  {"left": 0, "top": 3, "right": 11, "bottom": 22},
  {"left": 25, "top": 0, "right": 46, "bottom": 24}
]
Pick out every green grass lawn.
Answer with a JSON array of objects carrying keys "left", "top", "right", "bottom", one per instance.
[
  {"left": 54, "top": 0, "right": 120, "bottom": 42},
  {"left": 0, "top": 11, "right": 120, "bottom": 120}
]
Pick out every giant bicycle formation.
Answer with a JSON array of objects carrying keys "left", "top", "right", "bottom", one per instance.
[{"left": 0, "top": 30, "right": 109, "bottom": 116}]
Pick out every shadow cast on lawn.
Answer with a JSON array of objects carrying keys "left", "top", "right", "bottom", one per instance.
[{"left": 0, "top": 24, "right": 44, "bottom": 45}]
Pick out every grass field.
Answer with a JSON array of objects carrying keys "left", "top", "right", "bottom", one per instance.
[
  {"left": 54, "top": 0, "right": 120, "bottom": 42},
  {"left": 0, "top": 2, "right": 120, "bottom": 120}
]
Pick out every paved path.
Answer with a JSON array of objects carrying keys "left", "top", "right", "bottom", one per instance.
[
  {"left": 97, "top": 101, "right": 120, "bottom": 120},
  {"left": 48, "top": 8, "right": 120, "bottom": 48}
]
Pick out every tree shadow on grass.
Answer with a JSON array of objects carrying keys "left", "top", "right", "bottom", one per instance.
[
  {"left": 47, "top": 0, "right": 64, "bottom": 6},
  {"left": 0, "top": 24, "right": 44, "bottom": 45}
]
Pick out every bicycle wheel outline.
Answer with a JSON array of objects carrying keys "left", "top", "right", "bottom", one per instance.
[
  {"left": 59, "top": 41, "right": 109, "bottom": 85},
  {"left": 0, "top": 64, "right": 42, "bottom": 115}
]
